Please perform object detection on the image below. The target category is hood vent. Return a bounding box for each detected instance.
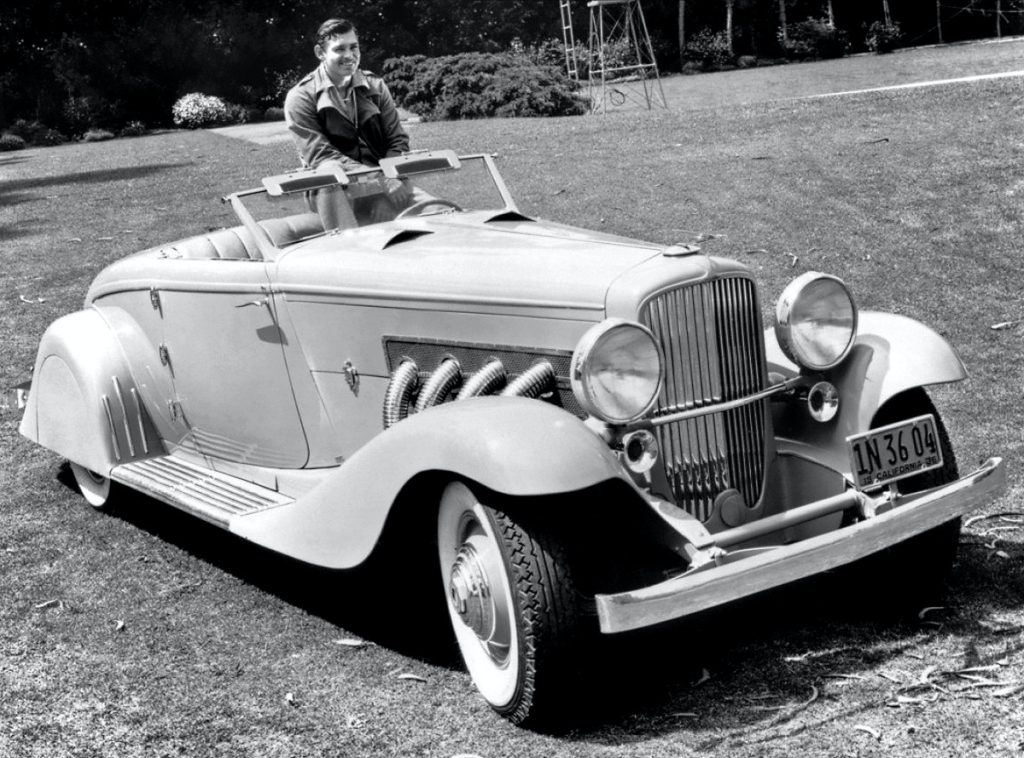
[484,211,534,224]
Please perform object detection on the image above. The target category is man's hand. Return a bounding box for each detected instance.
[384,177,413,205]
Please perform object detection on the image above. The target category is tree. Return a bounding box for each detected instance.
[726,0,735,54]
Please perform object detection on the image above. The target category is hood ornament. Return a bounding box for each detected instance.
[663,243,702,257]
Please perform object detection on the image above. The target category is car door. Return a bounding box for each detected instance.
[157,261,309,469]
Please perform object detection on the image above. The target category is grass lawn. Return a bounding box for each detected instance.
[2,44,1024,757]
[654,35,1024,110]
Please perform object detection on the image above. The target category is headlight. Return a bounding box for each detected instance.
[774,272,858,371]
[571,319,664,424]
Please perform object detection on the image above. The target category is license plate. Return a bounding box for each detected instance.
[847,414,944,491]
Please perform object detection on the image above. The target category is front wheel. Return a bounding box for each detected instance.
[857,389,962,613]
[437,482,580,725]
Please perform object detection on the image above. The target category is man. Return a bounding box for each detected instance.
[285,18,412,228]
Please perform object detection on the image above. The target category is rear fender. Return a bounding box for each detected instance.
[20,309,163,475]
[230,396,631,568]
[766,310,966,472]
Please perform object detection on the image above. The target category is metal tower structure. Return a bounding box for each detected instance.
[585,0,667,114]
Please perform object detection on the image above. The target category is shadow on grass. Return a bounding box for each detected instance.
[0,218,46,242]
[553,542,1024,741]
[0,163,192,199]
[55,463,460,669]
[0,153,30,168]
[0,162,193,242]
[55,464,1024,740]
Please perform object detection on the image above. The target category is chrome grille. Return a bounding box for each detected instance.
[641,276,768,521]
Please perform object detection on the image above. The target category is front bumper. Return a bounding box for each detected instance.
[595,457,1006,633]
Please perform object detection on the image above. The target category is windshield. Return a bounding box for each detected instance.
[232,153,517,246]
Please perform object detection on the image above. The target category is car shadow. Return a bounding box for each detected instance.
[56,464,1023,738]
[56,463,461,669]
[552,541,1024,740]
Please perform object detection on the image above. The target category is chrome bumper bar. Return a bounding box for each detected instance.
[595,457,1007,634]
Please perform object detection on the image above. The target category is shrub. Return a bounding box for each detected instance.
[223,101,262,125]
[268,68,305,108]
[577,36,638,80]
[4,121,65,147]
[62,96,97,136]
[0,134,26,151]
[7,120,49,144]
[82,129,115,142]
[265,106,285,122]
[865,21,902,54]
[172,93,230,129]
[685,29,734,70]
[383,53,586,121]
[509,37,564,69]
[33,127,68,146]
[120,121,147,138]
[779,18,848,60]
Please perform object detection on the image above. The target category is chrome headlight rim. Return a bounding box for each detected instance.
[774,271,859,372]
[571,318,665,425]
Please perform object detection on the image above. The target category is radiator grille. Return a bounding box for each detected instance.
[641,276,769,521]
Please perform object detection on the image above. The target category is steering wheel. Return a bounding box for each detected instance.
[395,198,463,219]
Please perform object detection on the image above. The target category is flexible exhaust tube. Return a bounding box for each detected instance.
[456,359,507,399]
[383,360,419,429]
[500,361,555,399]
[415,358,462,412]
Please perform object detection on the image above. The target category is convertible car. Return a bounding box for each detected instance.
[18,150,1006,725]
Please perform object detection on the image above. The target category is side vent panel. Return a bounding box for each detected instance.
[381,338,575,428]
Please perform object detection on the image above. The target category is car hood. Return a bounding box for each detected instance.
[272,213,666,314]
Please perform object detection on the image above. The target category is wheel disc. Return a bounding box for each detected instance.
[438,482,520,708]
[70,462,112,509]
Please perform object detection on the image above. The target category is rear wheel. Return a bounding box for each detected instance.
[437,481,580,725]
[69,463,116,510]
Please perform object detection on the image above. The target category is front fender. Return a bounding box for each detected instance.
[230,396,630,568]
[20,309,162,475]
[766,310,967,472]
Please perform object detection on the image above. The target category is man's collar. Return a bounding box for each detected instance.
[314,65,369,94]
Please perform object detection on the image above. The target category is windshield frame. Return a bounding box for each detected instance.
[223,152,520,262]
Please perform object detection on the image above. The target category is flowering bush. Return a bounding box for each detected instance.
[172,93,230,129]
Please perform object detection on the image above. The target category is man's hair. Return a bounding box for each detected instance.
[316,18,357,47]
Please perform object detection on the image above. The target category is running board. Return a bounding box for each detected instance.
[112,456,293,528]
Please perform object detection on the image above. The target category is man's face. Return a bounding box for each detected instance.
[316,30,360,82]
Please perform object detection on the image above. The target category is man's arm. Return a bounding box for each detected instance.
[374,81,410,158]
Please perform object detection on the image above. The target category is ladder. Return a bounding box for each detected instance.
[559,0,580,81]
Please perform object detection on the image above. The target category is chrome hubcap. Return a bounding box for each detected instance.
[449,544,494,640]
[447,530,511,666]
